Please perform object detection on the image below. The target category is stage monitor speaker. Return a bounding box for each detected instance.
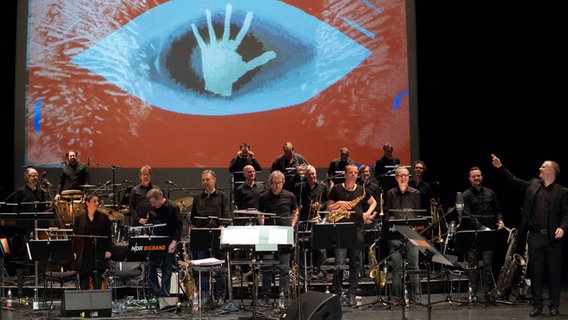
[158,297,178,311]
[61,289,112,317]
[280,291,342,320]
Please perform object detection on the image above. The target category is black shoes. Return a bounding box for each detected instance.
[347,295,357,308]
[550,307,559,316]
[530,306,543,317]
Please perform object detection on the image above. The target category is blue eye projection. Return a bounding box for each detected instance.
[71,0,371,116]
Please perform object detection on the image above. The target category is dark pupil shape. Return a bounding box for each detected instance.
[164,23,267,95]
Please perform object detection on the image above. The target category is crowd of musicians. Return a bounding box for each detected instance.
[2,143,567,317]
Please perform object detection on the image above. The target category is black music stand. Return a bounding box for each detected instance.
[128,235,169,302]
[453,230,498,306]
[395,225,454,320]
[27,239,74,309]
[311,222,357,250]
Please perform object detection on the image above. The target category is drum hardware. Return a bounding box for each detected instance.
[174,197,194,214]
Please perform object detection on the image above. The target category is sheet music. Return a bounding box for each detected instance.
[191,257,224,266]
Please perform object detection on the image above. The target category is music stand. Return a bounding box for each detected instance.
[383,217,430,240]
[128,235,169,301]
[453,230,498,306]
[26,239,74,309]
[311,222,357,249]
[395,225,454,320]
[453,230,496,254]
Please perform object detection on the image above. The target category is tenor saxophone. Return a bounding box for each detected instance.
[178,240,196,301]
[328,188,366,223]
[368,241,386,288]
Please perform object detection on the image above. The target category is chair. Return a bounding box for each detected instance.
[43,259,80,304]
[107,244,145,301]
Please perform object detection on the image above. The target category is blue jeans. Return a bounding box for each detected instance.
[148,252,175,298]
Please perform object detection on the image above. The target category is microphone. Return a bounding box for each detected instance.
[123,179,132,184]
[455,191,464,214]
[165,180,173,185]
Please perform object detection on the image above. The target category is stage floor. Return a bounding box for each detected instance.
[0,290,559,320]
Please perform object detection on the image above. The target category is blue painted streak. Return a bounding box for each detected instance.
[341,17,375,39]
[392,88,408,110]
[34,98,42,132]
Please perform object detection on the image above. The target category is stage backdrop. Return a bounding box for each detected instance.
[15,0,418,171]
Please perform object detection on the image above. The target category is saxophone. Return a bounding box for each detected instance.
[178,240,196,301]
[290,261,298,299]
[328,188,366,223]
[368,241,386,288]
[491,227,526,300]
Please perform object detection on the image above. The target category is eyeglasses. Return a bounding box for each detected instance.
[396,174,409,177]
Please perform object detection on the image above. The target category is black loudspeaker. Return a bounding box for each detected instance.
[61,289,112,317]
[280,291,342,320]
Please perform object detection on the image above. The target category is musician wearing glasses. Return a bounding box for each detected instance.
[385,166,422,306]
[461,166,504,303]
[257,170,299,306]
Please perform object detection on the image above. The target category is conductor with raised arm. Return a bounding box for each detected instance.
[491,154,568,317]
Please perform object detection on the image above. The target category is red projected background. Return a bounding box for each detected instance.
[24,0,412,168]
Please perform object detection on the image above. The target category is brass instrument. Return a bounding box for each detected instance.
[290,261,298,300]
[178,240,196,301]
[241,248,258,298]
[328,188,366,223]
[368,241,386,288]
[430,199,445,243]
[378,192,384,216]
[491,227,526,300]
[517,239,530,300]
[305,190,323,229]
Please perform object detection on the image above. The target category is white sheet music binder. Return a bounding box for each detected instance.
[220,225,294,251]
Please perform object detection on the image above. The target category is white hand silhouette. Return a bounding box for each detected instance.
[191,3,277,97]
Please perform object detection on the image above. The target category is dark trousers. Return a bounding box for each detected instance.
[528,231,563,308]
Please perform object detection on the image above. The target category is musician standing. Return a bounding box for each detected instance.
[234,165,266,210]
[146,188,183,299]
[129,165,160,227]
[294,165,329,280]
[327,164,376,307]
[461,166,504,302]
[257,170,299,306]
[14,167,48,213]
[492,155,568,317]
[189,170,232,307]
[270,141,309,192]
[54,150,89,201]
[72,194,112,290]
[326,147,355,189]
[229,142,262,184]
[385,166,421,306]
